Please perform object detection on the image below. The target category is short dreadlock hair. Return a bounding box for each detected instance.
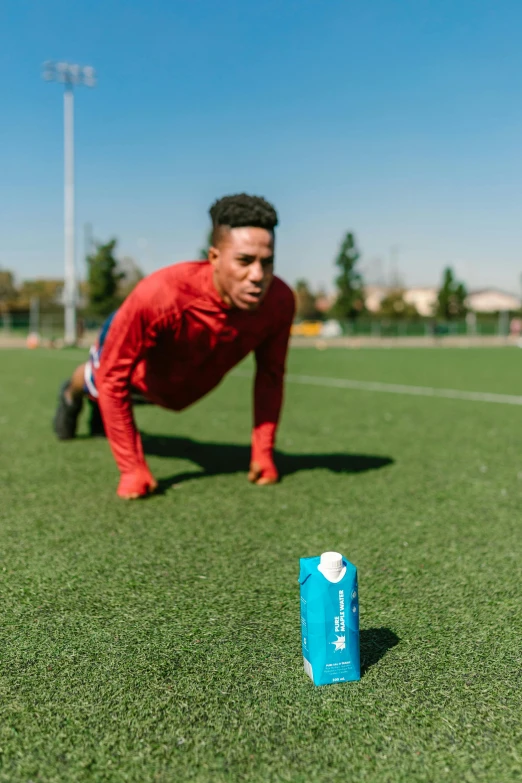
[209,193,278,246]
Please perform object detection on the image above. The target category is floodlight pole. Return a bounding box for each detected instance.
[63,84,75,345]
[43,61,95,345]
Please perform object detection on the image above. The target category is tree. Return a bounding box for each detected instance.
[436,267,467,319]
[199,229,213,260]
[294,279,319,320]
[379,288,419,319]
[17,279,63,308]
[0,269,17,309]
[117,256,144,300]
[331,232,365,319]
[87,239,123,315]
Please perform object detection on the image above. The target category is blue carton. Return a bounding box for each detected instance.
[299,553,360,686]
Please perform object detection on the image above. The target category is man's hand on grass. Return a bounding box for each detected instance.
[117,461,277,496]
[117,467,158,499]
[248,461,278,486]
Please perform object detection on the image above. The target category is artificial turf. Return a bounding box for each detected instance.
[0,346,521,782]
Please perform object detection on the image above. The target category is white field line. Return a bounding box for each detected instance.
[233,370,522,407]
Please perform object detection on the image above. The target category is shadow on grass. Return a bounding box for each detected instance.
[360,627,400,676]
[138,433,394,490]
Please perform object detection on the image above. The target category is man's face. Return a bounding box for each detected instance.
[209,227,275,311]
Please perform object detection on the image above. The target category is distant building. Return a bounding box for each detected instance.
[403,287,438,317]
[315,293,336,314]
[363,285,388,314]
[364,285,437,316]
[465,289,520,313]
[364,285,520,316]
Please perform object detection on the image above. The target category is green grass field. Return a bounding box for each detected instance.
[1,347,521,782]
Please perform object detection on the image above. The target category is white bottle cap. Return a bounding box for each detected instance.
[318,551,346,582]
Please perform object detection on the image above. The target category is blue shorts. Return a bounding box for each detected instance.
[83,311,117,399]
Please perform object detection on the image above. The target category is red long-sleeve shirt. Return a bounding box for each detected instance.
[95,261,295,495]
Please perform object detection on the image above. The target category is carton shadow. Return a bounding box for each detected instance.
[360,627,400,676]
[138,433,394,490]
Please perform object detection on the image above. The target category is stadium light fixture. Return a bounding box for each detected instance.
[43,61,96,344]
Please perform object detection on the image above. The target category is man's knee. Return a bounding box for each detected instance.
[70,363,87,399]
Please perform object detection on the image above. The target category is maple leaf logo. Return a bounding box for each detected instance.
[331,634,346,652]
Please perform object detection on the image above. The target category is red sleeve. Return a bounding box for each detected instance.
[96,288,164,497]
[251,291,295,479]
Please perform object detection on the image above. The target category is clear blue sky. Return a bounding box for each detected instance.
[1,0,522,293]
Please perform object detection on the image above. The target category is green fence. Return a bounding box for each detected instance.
[1,311,106,340]
[298,314,514,339]
[1,311,515,341]
[338,319,500,338]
